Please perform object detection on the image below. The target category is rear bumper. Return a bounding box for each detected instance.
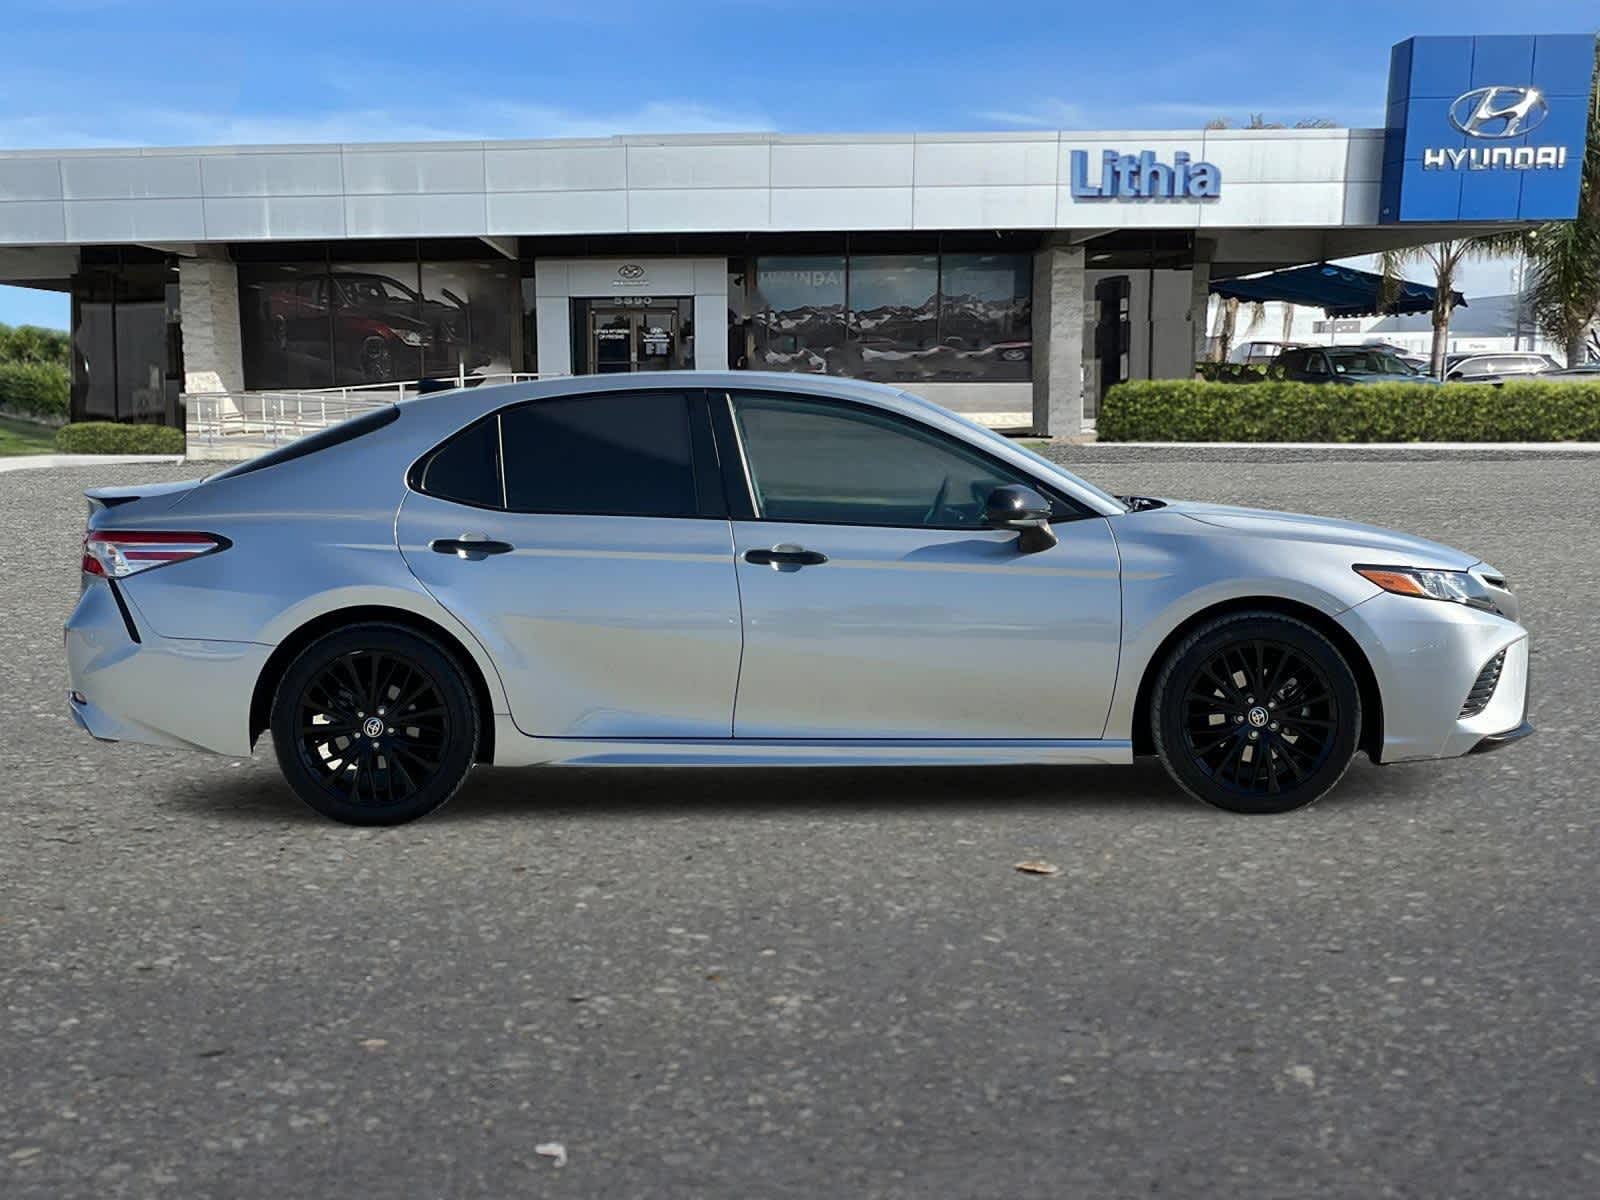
[65,579,269,757]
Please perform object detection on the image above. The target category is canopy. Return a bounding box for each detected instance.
[1210,263,1466,319]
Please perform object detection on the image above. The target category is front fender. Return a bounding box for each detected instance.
[1102,512,1381,740]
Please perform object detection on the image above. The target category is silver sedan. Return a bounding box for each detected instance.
[66,373,1532,824]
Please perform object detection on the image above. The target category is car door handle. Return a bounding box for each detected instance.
[430,536,514,558]
[744,544,828,567]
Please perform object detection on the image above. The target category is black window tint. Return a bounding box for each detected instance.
[730,393,1039,528]
[421,417,502,508]
[500,391,696,517]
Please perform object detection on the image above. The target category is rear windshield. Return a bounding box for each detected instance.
[208,406,399,481]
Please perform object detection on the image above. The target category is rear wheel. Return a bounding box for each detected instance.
[270,624,478,825]
[1151,613,1361,814]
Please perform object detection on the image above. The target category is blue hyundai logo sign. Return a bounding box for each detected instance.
[1448,86,1550,138]
[1380,35,1596,223]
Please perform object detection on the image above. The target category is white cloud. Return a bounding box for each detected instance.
[0,97,773,150]
[970,98,1090,129]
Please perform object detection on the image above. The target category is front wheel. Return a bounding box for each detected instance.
[270,624,479,825]
[1151,612,1361,814]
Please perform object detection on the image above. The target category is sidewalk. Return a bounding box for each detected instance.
[0,454,186,474]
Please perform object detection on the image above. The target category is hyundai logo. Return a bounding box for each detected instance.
[1448,86,1549,139]
[617,263,646,280]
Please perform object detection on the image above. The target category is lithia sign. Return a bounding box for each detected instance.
[1068,149,1222,200]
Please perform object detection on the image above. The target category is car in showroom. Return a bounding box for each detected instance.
[66,374,1531,825]
[267,270,491,382]
[1272,345,1429,383]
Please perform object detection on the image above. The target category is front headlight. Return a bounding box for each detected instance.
[396,329,427,347]
[1354,565,1502,613]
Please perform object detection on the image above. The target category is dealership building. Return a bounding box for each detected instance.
[0,34,1593,442]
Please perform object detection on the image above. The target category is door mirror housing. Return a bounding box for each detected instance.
[984,485,1058,554]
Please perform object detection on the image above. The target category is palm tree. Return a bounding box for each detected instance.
[1498,39,1600,366]
[1210,296,1239,362]
[1378,239,1502,378]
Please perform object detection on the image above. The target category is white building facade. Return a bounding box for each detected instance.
[0,35,1592,436]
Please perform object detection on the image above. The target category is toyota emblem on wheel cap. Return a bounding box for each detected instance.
[1448,86,1549,139]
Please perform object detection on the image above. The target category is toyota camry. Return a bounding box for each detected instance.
[66,373,1532,824]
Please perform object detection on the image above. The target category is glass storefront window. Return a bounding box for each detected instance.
[239,250,519,391]
[753,255,846,373]
[846,254,938,382]
[70,263,181,424]
[935,253,1032,382]
[750,250,1030,383]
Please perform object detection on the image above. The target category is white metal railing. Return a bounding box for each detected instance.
[184,372,556,454]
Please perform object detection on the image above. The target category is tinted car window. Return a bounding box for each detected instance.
[730,392,1042,528]
[500,391,697,517]
[420,416,502,508]
[1276,349,1308,372]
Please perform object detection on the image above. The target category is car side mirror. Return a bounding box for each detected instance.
[984,485,1058,554]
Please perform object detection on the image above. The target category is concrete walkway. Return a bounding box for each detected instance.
[0,454,187,474]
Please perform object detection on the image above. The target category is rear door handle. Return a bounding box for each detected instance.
[430,535,514,558]
[744,544,828,567]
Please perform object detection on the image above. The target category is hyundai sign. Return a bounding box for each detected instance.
[1380,35,1596,223]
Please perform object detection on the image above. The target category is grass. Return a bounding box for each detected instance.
[0,415,58,457]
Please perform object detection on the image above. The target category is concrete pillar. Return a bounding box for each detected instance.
[1031,241,1085,437]
[178,257,243,393]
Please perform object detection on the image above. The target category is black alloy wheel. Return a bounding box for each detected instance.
[1152,612,1361,814]
[271,624,478,825]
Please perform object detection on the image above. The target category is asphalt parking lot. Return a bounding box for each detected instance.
[3,455,1597,1198]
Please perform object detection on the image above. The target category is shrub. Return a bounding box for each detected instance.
[55,422,186,455]
[1098,379,1600,442]
[0,322,70,368]
[0,361,70,422]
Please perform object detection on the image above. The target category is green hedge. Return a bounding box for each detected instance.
[0,361,69,422]
[55,422,186,455]
[1098,379,1600,442]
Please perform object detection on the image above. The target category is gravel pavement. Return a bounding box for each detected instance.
[2,457,1597,1198]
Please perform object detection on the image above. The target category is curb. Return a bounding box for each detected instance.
[1040,442,1600,462]
[0,454,187,474]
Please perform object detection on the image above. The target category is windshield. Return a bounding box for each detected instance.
[1327,349,1414,375]
[335,275,420,307]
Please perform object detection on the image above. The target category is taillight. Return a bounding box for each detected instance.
[81,531,230,578]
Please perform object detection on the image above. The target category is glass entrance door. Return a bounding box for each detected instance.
[581,301,689,374]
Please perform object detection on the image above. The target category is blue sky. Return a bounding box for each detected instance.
[3,0,1597,329]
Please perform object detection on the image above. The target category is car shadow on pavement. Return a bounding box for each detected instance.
[153,756,1426,825]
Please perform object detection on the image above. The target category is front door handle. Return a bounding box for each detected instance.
[744,544,828,568]
[430,535,514,559]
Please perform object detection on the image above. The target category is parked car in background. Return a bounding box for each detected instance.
[1228,340,1304,366]
[1534,363,1600,381]
[1273,346,1429,384]
[66,373,1531,825]
[1353,340,1430,372]
[1444,352,1561,383]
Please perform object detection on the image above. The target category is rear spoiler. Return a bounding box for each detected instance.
[84,479,204,520]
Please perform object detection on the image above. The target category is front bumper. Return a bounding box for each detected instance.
[65,578,270,757]
[1469,720,1535,755]
[1336,590,1531,763]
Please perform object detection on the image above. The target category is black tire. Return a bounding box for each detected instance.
[270,624,479,826]
[1151,612,1361,815]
